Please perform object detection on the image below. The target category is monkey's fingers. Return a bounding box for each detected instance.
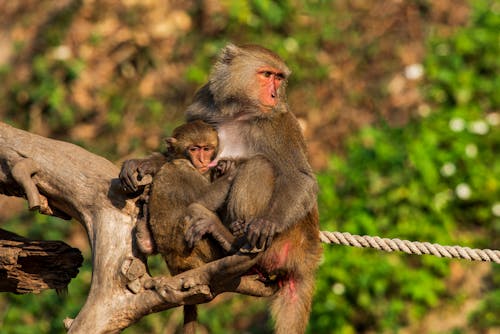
[121,160,139,180]
[246,220,262,250]
[264,229,274,251]
[247,230,269,251]
[184,229,199,248]
[239,243,265,253]
[119,166,139,191]
[229,220,246,238]
[246,218,275,250]
[185,221,208,248]
[216,159,232,174]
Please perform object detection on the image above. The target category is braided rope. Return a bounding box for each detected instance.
[319,231,500,263]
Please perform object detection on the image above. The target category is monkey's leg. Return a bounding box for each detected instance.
[225,155,275,250]
[134,191,157,255]
[227,154,274,219]
[265,215,322,334]
[135,216,156,255]
[183,304,197,334]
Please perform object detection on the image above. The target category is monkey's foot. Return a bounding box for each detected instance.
[144,276,212,304]
[135,232,156,255]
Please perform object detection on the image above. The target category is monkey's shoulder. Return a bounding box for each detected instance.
[152,159,209,189]
[155,158,196,175]
[171,158,197,170]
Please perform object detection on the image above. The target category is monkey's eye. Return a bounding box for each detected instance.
[189,146,200,152]
[276,73,285,80]
[202,147,212,152]
[262,71,272,78]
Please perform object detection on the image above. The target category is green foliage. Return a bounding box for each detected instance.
[425,1,500,109]
[2,258,92,334]
[8,55,84,131]
[468,266,500,330]
[311,1,499,332]
[0,0,498,333]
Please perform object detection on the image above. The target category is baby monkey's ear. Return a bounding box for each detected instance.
[164,137,177,148]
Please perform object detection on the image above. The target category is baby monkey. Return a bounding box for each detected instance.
[134,120,240,334]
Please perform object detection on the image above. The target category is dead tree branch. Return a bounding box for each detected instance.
[0,228,83,294]
[0,122,275,333]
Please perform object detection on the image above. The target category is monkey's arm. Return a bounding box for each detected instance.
[270,169,318,226]
[185,203,240,253]
[195,159,239,211]
[119,152,168,192]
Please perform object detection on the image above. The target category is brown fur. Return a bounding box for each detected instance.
[147,121,237,334]
[118,44,322,334]
[185,44,322,334]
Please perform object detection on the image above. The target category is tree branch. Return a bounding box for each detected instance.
[0,228,83,294]
[0,122,274,333]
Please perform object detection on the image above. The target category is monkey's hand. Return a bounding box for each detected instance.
[214,159,238,179]
[229,220,247,238]
[185,217,216,248]
[119,154,166,192]
[119,159,142,192]
[243,218,277,252]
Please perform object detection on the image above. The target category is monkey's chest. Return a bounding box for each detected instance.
[217,125,249,158]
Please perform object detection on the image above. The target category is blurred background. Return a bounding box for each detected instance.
[0,0,498,333]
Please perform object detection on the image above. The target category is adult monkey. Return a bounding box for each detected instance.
[120,44,322,334]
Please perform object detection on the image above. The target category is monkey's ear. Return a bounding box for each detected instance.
[220,43,240,64]
[165,137,177,150]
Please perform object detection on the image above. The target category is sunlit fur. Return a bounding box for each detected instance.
[149,121,234,334]
[165,120,218,161]
[185,44,322,334]
[187,44,291,122]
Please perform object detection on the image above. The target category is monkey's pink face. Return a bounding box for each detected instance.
[257,67,285,110]
[188,145,216,174]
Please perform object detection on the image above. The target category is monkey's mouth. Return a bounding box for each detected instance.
[198,166,210,174]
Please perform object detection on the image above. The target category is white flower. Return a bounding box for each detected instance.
[492,203,500,217]
[455,183,472,200]
[465,144,478,158]
[440,162,456,177]
[283,38,299,53]
[468,120,489,135]
[486,112,499,126]
[332,283,345,295]
[404,63,424,80]
[449,117,465,132]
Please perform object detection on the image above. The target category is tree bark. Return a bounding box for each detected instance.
[0,122,275,333]
[0,228,83,294]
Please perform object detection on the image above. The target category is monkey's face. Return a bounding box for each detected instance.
[209,44,290,116]
[187,144,216,174]
[256,67,286,110]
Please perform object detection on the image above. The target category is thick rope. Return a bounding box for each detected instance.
[320,231,500,263]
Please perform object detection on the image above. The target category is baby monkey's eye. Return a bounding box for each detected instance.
[189,146,200,152]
